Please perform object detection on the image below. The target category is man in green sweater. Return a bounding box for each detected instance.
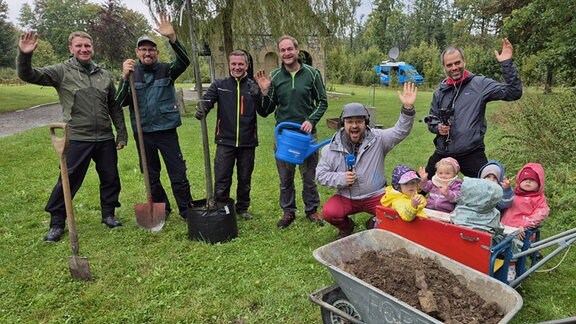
[255,35,328,228]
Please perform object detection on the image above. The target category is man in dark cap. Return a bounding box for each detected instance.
[116,13,192,221]
[316,83,417,240]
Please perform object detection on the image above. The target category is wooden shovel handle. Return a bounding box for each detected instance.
[49,123,81,256]
[49,123,68,159]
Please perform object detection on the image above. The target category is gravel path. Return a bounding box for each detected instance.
[0,87,202,138]
[0,103,62,138]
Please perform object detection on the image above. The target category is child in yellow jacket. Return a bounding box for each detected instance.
[381,165,427,221]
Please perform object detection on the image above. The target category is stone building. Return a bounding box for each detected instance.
[205,34,326,81]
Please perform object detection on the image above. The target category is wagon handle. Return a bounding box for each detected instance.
[459,233,480,242]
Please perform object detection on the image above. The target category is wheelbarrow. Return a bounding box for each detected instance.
[309,230,523,324]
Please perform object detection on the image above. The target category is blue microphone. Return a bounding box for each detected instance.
[345,154,356,172]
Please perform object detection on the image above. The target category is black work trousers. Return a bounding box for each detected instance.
[214,145,255,213]
[45,139,121,229]
[134,129,192,217]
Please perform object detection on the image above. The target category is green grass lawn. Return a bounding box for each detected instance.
[0,84,59,113]
[0,84,574,322]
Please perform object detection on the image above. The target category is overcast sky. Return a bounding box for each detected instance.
[5,0,372,27]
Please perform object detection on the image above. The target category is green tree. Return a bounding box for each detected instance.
[503,0,576,91]
[145,0,360,61]
[18,0,97,60]
[0,0,17,67]
[31,38,58,67]
[88,0,150,71]
[409,0,449,49]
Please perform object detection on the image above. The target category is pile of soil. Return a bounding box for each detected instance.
[340,249,504,323]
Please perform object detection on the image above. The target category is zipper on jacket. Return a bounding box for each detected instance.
[236,79,241,147]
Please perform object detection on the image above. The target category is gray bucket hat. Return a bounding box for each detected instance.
[341,103,369,119]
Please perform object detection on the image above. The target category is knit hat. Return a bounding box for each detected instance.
[518,167,540,186]
[438,157,460,174]
[392,165,420,190]
[480,164,501,180]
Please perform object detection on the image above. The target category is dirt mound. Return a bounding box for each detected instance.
[341,249,504,323]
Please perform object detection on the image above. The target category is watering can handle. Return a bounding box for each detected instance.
[274,122,303,142]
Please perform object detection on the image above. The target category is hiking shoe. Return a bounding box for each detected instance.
[44,227,64,242]
[239,212,253,220]
[306,212,324,226]
[102,216,122,228]
[336,220,355,240]
[277,215,295,228]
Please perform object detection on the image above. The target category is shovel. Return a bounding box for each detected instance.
[129,74,166,231]
[49,123,93,281]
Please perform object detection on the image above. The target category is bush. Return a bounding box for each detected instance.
[491,92,576,167]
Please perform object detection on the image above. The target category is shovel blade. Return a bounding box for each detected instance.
[68,256,93,281]
[135,202,166,232]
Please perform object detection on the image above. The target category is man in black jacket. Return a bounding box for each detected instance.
[196,50,267,220]
[424,38,522,178]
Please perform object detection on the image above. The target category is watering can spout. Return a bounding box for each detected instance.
[306,138,332,159]
[274,122,331,165]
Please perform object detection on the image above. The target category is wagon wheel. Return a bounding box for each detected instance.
[321,287,362,324]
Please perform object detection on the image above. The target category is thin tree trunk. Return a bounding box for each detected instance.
[544,64,553,94]
[222,0,234,60]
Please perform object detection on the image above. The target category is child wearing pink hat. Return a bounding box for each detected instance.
[418,157,462,213]
[501,163,549,230]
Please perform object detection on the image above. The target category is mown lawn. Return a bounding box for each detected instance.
[0,83,574,323]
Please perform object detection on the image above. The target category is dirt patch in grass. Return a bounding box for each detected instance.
[340,249,504,323]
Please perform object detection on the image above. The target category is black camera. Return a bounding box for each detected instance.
[423,107,453,126]
[422,107,454,146]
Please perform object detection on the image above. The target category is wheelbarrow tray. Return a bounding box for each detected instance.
[312,229,522,324]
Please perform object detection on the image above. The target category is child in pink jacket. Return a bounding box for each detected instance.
[501,162,550,231]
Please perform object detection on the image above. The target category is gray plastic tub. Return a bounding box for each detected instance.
[313,229,523,323]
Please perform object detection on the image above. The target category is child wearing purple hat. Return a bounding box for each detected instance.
[380,165,427,222]
[418,157,462,213]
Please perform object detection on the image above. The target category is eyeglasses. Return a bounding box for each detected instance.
[138,48,157,53]
[344,119,365,126]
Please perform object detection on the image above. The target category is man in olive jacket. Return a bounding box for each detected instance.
[17,31,127,242]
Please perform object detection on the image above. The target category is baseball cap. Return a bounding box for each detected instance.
[341,103,369,119]
[398,170,421,184]
[137,35,157,47]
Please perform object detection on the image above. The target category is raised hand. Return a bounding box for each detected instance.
[418,166,428,181]
[254,70,271,95]
[502,176,511,189]
[153,12,176,43]
[397,82,417,109]
[495,38,513,62]
[19,32,39,54]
